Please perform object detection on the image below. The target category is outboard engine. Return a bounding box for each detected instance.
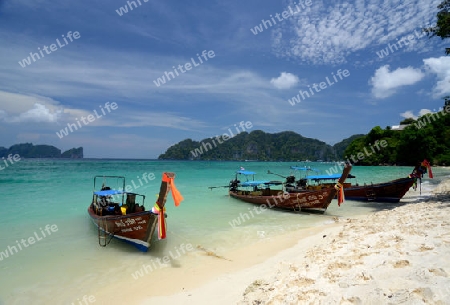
[286,176,295,184]
[297,178,307,188]
[229,179,240,191]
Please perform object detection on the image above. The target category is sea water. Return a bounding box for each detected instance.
[0,160,448,304]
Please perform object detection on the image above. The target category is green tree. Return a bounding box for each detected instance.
[399,118,416,125]
[425,0,450,54]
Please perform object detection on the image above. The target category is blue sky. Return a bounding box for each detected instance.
[0,0,449,158]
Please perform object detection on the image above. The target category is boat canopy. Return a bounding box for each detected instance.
[290,166,318,171]
[236,170,256,175]
[93,189,124,196]
[241,180,282,187]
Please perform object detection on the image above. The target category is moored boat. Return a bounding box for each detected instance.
[228,164,352,213]
[88,172,183,252]
[283,160,433,203]
[299,174,416,203]
[342,177,416,202]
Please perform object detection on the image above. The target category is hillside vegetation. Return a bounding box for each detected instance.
[344,100,450,165]
[159,130,351,161]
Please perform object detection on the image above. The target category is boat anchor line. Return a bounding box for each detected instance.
[98,219,117,247]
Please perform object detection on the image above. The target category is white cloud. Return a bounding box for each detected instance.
[418,109,433,117]
[273,0,441,64]
[400,109,432,119]
[270,72,299,89]
[400,110,416,119]
[1,103,62,123]
[423,56,450,98]
[0,90,61,114]
[369,65,425,98]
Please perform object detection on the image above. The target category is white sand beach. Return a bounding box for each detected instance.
[142,179,450,305]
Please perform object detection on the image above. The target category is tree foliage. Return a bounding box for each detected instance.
[425,0,450,54]
[344,100,450,165]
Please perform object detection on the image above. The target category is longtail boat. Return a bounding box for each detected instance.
[299,174,416,203]
[228,164,352,213]
[283,160,433,203]
[88,172,183,252]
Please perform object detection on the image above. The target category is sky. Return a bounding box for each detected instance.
[0,0,449,158]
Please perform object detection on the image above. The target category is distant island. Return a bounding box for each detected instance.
[0,143,83,159]
[158,130,364,162]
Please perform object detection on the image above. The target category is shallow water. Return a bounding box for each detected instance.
[0,160,448,304]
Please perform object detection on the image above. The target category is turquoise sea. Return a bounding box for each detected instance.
[0,160,449,304]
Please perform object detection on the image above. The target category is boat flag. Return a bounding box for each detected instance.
[163,172,184,207]
[421,159,433,178]
[153,172,184,239]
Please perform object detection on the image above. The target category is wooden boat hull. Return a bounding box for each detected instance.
[229,188,337,213]
[229,163,351,214]
[342,177,416,203]
[87,206,158,252]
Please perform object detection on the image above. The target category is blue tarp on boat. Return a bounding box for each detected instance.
[93,189,124,196]
[236,170,256,175]
[306,174,342,180]
[241,180,282,187]
[306,173,355,180]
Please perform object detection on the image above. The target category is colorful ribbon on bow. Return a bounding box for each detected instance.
[152,172,184,240]
[421,159,433,178]
[334,182,345,206]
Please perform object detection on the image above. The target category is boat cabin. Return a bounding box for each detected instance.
[91,176,146,216]
[230,169,283,196]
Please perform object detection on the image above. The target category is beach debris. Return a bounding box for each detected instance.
[243,280,267,295]
[196,245,232,261]
[393,259,410,268]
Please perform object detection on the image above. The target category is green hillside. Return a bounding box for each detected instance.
[159,130,349,161]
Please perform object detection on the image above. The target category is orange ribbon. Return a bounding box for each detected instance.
[162,172,184,206]
[154,173,184,239]
[421,159,433,179]
[335,182,345,206]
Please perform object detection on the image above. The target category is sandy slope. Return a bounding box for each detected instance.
[239,181,450,305]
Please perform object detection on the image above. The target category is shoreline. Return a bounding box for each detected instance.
[139,179,450,305]
[89,218,344,304]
